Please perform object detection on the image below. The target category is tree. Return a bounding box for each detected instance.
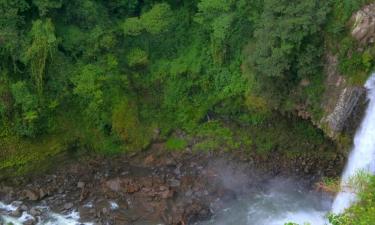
[123,3,173,36]
[23,19,57,95]
[248,0,330,101]
[10,81,40,137]
[0,0,29,66]
[32,0,62,16]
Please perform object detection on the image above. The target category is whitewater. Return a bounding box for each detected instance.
[332,73,375,213]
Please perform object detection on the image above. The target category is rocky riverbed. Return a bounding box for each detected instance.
[0,142,343,225]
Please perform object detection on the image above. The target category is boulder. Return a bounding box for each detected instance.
[77,181,85,189]
[24,190,39,201]
[352,3,375,45]
[105,178,121,192]
[64,202,74,210]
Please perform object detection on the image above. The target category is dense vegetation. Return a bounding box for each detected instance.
[2,0,375,223]
[1,0,374,170]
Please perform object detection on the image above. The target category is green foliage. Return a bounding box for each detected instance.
[123,3,173,36]
[23,19,57,94]
[328,174,375,225]
[193,121,239,152]
[71,64,105,125]
[111,99,152,151]
[10,81,41,137]
[32,0,62,16]
[123,17,143,36]
[141,3,173,35]
[166,137,188,151]
[127,48,148,68]
[249,0,329,105]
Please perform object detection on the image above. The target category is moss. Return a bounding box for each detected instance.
[0,135,66,179]
[165,137,187,151]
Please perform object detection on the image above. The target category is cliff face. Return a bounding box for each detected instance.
[319,54,367,139]
[317,3,375,139]
[352,3,375,45]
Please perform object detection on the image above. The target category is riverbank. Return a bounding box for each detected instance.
[0,139,344,225]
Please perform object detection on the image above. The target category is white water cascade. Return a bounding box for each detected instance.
[332,73,375,214]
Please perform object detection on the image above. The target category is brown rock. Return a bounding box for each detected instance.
[39,188,47,199]
[24,190,39,201]
[106,178,122,192]
[144,155,155,165]
[126,183,140,193]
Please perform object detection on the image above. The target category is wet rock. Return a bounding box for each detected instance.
[10,208,22,217]
[20,204,28,211]
[64,202,74,210]
[24,219,37,225]
[30,207,41,216]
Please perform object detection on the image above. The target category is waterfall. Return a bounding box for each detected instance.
[332,73,375,214]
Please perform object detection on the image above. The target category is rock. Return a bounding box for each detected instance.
[126,185,139,193]
[324,87,366,135]
[185,190,193,197]
[173,167,181,176]
[77,181,85,189]
[39,188,47,199]
[24,190,39,201]
[165,158,176,166]
[106,178,121,192]
[30,207,41,216]
[24,219,36,225]
[169,178,181,187]
[352,3,375,45]
[144,155,155,165]
[10,208,22,217]
[64,202,74,210]
[160,187,173,199]
[20,204,28,211]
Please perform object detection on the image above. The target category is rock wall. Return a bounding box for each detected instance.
[319,54,367,139]
[352,3,375,45]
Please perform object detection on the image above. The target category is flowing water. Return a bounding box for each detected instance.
[0,201,93,225]
[196,179,331,225]
[332,73,375,213]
